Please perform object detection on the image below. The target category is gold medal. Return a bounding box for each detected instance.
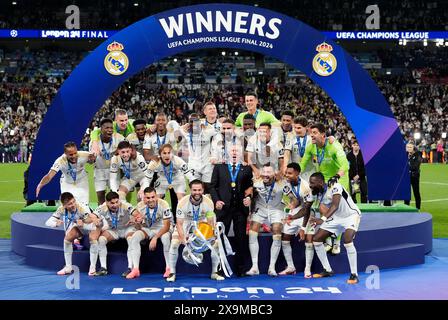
[231,182,236,188]
[168,184,173,189]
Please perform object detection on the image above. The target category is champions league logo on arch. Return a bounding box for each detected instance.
[29,3,410,201]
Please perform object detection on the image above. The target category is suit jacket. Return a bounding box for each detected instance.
[210,163,253,211]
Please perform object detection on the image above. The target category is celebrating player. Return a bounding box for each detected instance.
[308,172,362,284]
[166,180,223,282]
[282,163,316,278]
[127,187,172,279]
[36,141,95,205]
[109,140,149,200]
[90,118,125,205]
[244,163,286,276]
[89,191,142,276]
[45,192,98,275]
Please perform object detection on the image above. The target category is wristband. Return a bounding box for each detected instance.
[321,216,327,222]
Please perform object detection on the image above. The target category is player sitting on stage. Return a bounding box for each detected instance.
[308,172,362,284]
[244,163,286,276]
[281,163,315,277]
[89,191,142,276]
[126,187,172,279]
[109,140,149,200]
[45,192,98,275]
[166,179,223,282]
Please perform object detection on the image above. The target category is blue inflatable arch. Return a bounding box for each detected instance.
[29,3,409,200]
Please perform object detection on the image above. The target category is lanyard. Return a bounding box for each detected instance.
[121,160,131,179]
[264,182,275,204]
[291,178,301,199]
[64,209,77,231]
[146,205,158,227]
[296,135,307,158]
[100,136,113,160]
[316,138,328,165]
[227,163,240,186]
[67,161,77,182]
[253,109,259,120]
[163,162,174,185]
[110,209,119,229]
[189,131,196,152]
[156,132,166,149]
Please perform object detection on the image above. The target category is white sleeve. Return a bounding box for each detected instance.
[330,183,343,196]
[109,158,120,192]
[45,209,62,227]
[45,215,60,228]
[50,156,63,173]
[175,156,195,181]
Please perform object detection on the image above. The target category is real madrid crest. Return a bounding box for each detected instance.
[104,41,129,76]
[312,42,337,77]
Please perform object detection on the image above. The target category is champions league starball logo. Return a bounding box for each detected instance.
[104,41,129,76]
[312,42,337,76]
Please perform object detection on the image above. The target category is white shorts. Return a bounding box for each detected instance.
[155,177,186,195]
[120,175,145,192]
[189,163,214,183]
[251,207,284,225]
[283,207,318,235]
[106,227,136,240]
[141,224,172,239]
[60,177,89,206]
[94,168,110,192]
[320,214,361,236]
[65,223,90,236]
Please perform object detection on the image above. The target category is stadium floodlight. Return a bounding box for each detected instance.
[234,51,239,56]
[258,71,263,75]
[386,70,391,75]
[12,1,17,4]
[186,58,190,62]
[254,3,259,6]
[423,39,428,46]
[221,51,226,56]
[173,58,178,62]
[414,132,421,140]
[134,3,139,6]
[442,132,447,139]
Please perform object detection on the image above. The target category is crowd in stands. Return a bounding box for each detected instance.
[1,0,447,31]
[0,44,447,163]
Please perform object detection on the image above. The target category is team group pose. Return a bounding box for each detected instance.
[38,92,361,284]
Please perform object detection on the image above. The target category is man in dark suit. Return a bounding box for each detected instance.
[210,144,253,277]
[347,140,368,203]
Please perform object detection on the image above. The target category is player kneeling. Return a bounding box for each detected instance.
[308,172,361,284]
[45,192,98,275]
[166,180,223,282]
[126,187,172,279]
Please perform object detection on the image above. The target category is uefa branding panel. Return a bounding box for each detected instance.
[28,3,409,201]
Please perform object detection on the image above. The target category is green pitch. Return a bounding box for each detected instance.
[0,163,447,239]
